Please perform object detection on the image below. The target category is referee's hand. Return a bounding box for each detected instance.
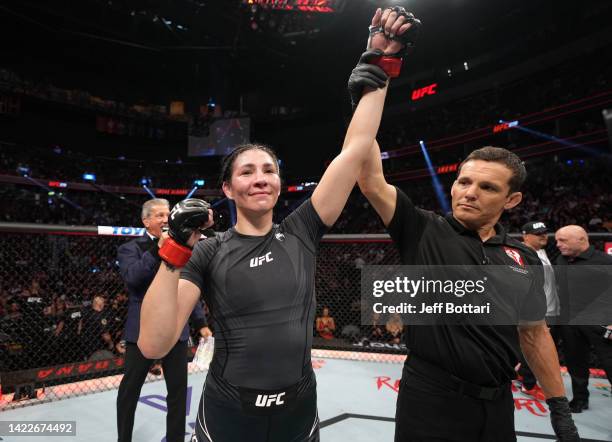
[546,397,580,441]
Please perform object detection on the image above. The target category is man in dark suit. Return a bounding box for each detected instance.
[555,224,612,414]
[116,198,211,442]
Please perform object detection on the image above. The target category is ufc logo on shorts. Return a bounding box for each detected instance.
[255,392,285,407]
[250,252,273,268]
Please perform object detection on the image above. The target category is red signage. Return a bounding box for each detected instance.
[605,242,612,255]
[436,163,459,174]
[32,358,125,382]
[493,120,519,133]
[411,83,437,101]
[48,181,68,188]
[244,0,337,12]
[155,188,189,195]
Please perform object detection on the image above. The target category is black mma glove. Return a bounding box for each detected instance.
[167,198,211,246]
[546,397,580,442]
[348,49,389,111]
[159,198,211,268]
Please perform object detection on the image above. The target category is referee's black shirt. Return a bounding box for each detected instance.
[388,188,546,387]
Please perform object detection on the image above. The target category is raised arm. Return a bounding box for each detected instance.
[138,261,201,358]
[138,199,213,359]
[311,8,415,226]
[354,7,421,226]
[358,140,397,226]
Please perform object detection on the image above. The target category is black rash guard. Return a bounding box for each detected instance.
[181,199,327,390]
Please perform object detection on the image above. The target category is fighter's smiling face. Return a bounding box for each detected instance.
[222,149,281,215]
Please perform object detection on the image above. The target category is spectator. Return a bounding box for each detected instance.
[79,294,113,360]
[385,314,403,345]
[316,307,336,340]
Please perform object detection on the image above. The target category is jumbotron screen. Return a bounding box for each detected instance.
[188,117,251,157]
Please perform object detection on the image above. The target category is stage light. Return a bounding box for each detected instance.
[83,173,96,182]
[17,166,30,177]
[194,179,205,186]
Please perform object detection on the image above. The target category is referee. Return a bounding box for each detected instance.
[356,141,580,440]
[348,44,579,438]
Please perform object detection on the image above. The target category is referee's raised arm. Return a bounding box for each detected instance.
[357,140,397,227]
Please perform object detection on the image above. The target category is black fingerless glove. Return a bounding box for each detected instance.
[347,49,389,111]
[546,397,580,442]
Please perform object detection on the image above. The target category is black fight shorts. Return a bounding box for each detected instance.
[192,369,319,442]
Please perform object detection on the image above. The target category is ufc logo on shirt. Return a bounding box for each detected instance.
[250,252,273,268]
[255,392,285,407]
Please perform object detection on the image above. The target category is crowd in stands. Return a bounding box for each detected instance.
[0,68,184,122]
[376,45,610,177]
[1,156,611,236]
[329,159,612,235]
[0,143,221,189]
[1,39,611,375]
[0,227,406,376]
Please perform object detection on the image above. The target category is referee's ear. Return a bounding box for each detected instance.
[504,191,522,210]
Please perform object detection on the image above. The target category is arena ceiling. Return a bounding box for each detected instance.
[1,0,610,116]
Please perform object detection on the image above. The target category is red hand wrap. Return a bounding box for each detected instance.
[371,56,403,78]
[159,238,192,268]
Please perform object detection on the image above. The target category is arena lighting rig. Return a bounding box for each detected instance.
[243,0,345,13]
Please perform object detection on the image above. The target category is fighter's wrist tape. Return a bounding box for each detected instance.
[370,56,403,78]
[159,238,192,268]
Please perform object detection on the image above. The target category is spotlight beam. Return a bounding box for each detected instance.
[419,140,450,213]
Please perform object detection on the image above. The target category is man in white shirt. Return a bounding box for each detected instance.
[522,221,561,322]
[518,221,561,395]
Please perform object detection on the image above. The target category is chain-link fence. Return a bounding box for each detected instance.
[1,224,610,410]
[315,235,404,355]
[0,224,212,410]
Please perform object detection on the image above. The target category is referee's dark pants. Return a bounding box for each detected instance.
[117,340,188,442]
[562,325,612,402]
[395,364,515,442]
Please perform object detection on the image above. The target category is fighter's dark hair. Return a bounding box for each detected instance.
[219,143,280,186]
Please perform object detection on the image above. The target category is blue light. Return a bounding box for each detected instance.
[419,140,450,213]
[194,179,205,186]
[140,177,151,186]
[83,173,96,181]
[566,160,573,165]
